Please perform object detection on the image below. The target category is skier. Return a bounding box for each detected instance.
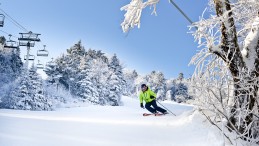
[139,84,168,115]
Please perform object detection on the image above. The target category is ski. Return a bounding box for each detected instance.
[143,113,164,116]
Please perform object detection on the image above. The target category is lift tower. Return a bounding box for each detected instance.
[18,31,41,68]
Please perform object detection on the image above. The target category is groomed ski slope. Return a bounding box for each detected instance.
[0,96,226,146]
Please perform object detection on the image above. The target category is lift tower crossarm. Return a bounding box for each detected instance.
[18,31,41,42]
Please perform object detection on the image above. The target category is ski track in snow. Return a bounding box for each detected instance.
[0,96,225,146]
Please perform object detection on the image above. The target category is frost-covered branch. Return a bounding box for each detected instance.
[120,0,159,33]
[200,110,233,145]
[242,15,259,73]
[191,56,259,143]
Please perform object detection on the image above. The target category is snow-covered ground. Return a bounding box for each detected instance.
[0,96,226,146]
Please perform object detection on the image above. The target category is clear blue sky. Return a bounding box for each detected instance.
[0,0,208,79]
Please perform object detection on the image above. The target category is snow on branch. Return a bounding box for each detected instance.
[242,16,259,71]
[120,0,159,33]
[190,7,222,54]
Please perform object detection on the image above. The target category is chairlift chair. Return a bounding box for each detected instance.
[45,58,54,66]
[19,41,35,47]
[0,14,5,27]
[37,45,49,57]
[24,54,35,61]
[4,40,18,49]
[36,60,44,69]
[4,35,18,49]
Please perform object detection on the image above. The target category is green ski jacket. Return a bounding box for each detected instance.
[139,87,156,103]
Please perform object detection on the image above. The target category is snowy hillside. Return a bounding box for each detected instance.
[0,96,227,146]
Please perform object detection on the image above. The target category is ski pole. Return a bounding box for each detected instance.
[157,101,176,116]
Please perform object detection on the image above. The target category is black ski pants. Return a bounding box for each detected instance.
[145,100,166,114]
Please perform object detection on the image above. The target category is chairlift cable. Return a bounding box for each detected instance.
[0,9,45,45]
[0,29,19,38]
[1,11,47,46]
[0,8,28,32]
[169,0,194,24]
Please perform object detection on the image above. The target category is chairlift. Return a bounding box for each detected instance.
[18,31,41,42]
[4,34,18,49]
[37,45,49,57]
[19,41,35,47]
[24,54,35,61]
[0,14,5,27]
[46,57,54,66]
[36,60,44,69]
[4,40,18,49]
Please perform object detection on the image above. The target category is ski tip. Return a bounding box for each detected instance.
[142,113,164,116]
[143,113,151,116]
[155,113,164,116]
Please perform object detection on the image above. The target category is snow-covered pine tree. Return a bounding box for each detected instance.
[0,36,6,45]
[0,39,23,87]
[86,49,109,63]
[0,38,23,105]
[44,57,76,107]
[165,74,192,103]
[146,71,166,100]
[75,54,99,103]
[54,54,70,90]
[91,57,110,105]
[76,49,111,105]
[123,69,138,96]
[0,65,52,110]
[174,82,190,103]
[67,40,85,56]
[0,66,30,109]
[44,58,60,85]
[106,54,125,106]
[0,49,13,85]
[28,64,52,110]
[165,78,175,100]
[62,41,86,95]
[174,73,191,102]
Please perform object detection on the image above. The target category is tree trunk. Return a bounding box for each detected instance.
[213,0,245,77]
[229,75,258,137]
[213,0,259,138]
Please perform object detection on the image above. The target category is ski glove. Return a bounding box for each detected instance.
[150,95,156,99]
[140,103,144,108]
